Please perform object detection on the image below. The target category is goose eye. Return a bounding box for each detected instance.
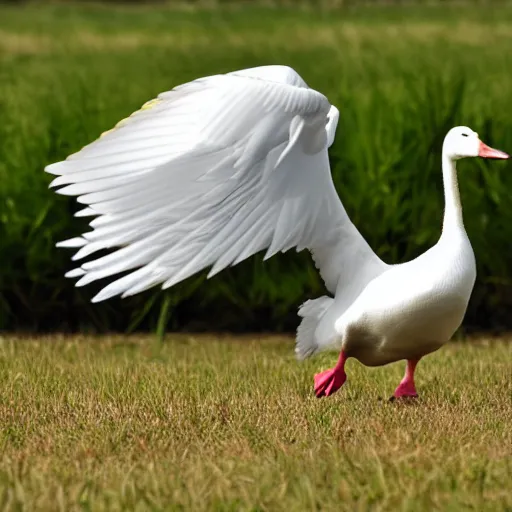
[461,133,469,138]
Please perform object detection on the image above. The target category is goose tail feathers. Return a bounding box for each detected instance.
[295,296,334,360]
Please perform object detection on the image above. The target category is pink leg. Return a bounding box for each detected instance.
[314,351,348,398]
[393,359,419,399]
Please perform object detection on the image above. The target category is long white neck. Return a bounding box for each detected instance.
[441,152,464,234]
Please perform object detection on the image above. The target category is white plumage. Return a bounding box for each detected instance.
[46,65,509,399]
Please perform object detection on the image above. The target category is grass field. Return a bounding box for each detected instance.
[2,4,512,332]
[1,335,511,510]
[2,5,512,510]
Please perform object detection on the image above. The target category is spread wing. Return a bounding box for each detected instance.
[46,65,387,304]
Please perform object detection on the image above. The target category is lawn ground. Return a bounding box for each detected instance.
[2,4,512,510]
[1,335,511,510]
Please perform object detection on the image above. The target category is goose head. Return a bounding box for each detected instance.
[443,126,509,161]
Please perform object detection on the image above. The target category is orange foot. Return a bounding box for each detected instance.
[314,351,348,398]
[391,359,420,400]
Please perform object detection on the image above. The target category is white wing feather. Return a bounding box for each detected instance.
[46,65,387,305]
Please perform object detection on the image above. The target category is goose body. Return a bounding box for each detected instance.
[332,231,476,367]
[46,65,508,399]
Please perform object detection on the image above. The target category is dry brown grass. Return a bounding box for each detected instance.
[1,335,511,510]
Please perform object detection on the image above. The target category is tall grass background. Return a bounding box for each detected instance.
[1,3,512,333]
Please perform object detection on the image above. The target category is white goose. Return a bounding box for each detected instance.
[46,65,509,399]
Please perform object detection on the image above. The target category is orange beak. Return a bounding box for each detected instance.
[478,141,509,159]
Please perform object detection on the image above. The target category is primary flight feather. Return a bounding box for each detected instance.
[46,65,509,399]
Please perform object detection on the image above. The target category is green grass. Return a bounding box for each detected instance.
[0,335,511,510]
[2,4,512,332]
